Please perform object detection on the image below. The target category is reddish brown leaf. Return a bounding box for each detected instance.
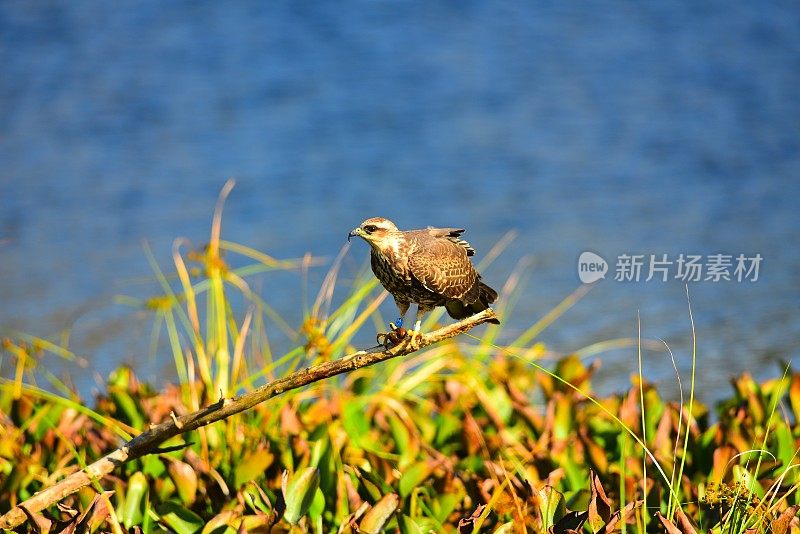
[458,504,486,533]
[618,388,640,430]
[18,505,52,534]
[711,445,737,483]
[601,500,643,533]
[280,403,303,435]
[772,505,800,534]
[655,512,682,534]
[78,491,115,532]
[673,507,697,534]
[588,470,612,530]
[654,409,674,460]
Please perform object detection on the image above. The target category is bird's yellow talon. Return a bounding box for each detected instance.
[405,329,423,350]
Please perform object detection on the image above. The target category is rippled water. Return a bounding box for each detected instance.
[1,1,799,402]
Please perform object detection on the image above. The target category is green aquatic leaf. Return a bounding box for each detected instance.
[343,399,371,445]
[397,514,424,534]
[234,446,273,488]
[399,461,432,498]
[167,460,198,506]
[282,467,320,525]
[359,493,399,533]
[537,485,566,531]
[122,471,148,527]
[156,501,204,534]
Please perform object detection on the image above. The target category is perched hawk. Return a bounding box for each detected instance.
[348,217,500,345]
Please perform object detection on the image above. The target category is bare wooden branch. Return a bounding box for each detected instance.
[0,309,497,529]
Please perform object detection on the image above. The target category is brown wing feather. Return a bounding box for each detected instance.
[425,227,465,237]
[425,227,475,256]
[408,235,479,301]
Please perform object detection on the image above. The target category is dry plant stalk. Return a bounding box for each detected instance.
[0,309,498,529]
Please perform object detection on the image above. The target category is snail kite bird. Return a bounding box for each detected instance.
[348,217,500,346]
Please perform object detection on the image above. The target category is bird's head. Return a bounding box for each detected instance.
[348,217,400,248]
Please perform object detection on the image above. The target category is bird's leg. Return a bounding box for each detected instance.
[392,299,409,330]
[406,305,429,350]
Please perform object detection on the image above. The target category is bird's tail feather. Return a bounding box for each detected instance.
[479,281,498,304]
[445,282,500,324]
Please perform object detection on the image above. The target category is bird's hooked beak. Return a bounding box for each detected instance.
[347,227,362,242]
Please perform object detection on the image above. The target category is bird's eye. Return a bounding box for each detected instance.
[364,225,378,234]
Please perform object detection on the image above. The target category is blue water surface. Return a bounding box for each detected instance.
[1,1,799,402]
